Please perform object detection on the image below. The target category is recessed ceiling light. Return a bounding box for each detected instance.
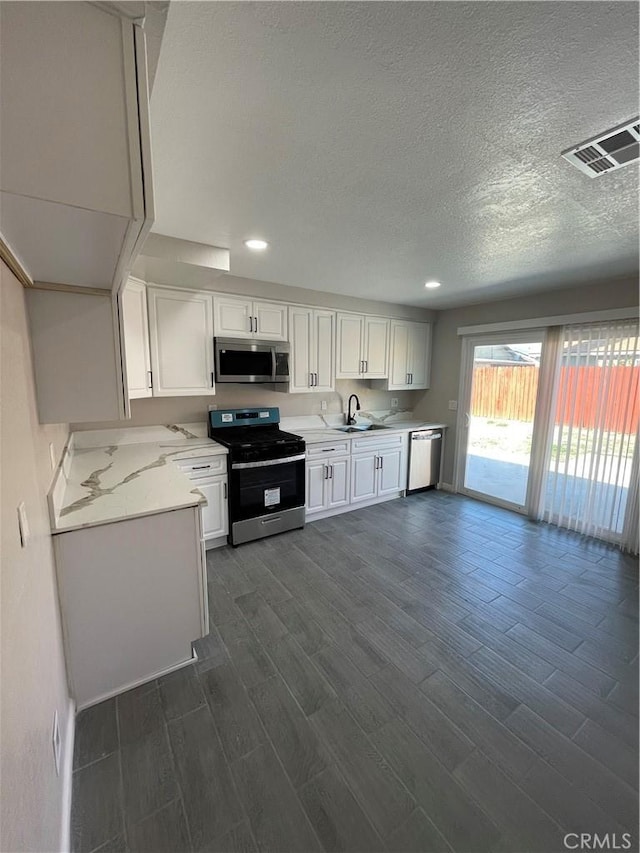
[424,280,441,289]
[244,239,269,251]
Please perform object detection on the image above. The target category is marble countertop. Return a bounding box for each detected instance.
[50,414,447,531]
[281,415,447,445]
[50,424,227,534]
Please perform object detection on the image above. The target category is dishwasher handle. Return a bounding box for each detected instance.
[411,432,442,440]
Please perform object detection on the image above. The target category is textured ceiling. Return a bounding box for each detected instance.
[150,2,639,308]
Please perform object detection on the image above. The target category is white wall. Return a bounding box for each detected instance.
[415,275,639,484]
[133,261,437,323]
[1,260,71,853]
[72,378,424,432]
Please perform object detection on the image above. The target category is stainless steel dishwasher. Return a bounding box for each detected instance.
[407,428,442,493]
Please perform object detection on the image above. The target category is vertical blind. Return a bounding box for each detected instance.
[539,319,640,550]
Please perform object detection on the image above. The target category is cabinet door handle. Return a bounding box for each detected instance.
[314,372,318,386]
[380,455,384,469]
[147,370,153,388]
[211,372,215,387]
[324,465,329,479]
[364,360,368,373]
[254,316,258,334]
[375,456,379,469]
[330,464,334,479]
[410,373,413,384]
[223,482,227,499]
[406,373,410,385]
[310,372,314,387]
[192,464,211,470]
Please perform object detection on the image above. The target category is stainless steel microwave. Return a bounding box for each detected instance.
[214,337,290,384]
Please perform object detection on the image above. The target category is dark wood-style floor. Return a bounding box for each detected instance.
[71,491,639,853]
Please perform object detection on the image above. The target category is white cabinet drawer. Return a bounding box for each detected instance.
[176,455,227,478]
[351,432,404,454]
[306,440,350,458]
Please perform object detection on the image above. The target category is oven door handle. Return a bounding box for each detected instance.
[231,453,306,470]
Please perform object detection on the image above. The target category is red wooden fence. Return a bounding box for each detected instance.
[470,365,640,433]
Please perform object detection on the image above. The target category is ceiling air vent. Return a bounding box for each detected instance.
[562,117,640,178]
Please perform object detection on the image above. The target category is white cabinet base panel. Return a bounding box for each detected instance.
[205,534,227,550]
[77,653,197,713]
[54,507,206,710]
[305,489,405,522]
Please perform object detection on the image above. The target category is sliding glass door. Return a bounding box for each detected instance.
[539,320,639,545]
[457,332,545,511]
[455,319,639,550]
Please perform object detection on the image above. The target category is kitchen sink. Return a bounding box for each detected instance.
[335,424,391,433]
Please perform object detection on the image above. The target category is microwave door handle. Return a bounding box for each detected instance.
[271,347,277,381]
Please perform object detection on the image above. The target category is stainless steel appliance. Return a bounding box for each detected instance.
[208,407,305,545]
[214,337,290,384]
[407,428,442,492]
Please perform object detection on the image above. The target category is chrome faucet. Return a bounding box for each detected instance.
[347,394,361,425]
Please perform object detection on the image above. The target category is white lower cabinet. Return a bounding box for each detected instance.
[378,447,406,495]
[350,435,408,505]
[197,475,228,542]
[174,455,229,547]
[306,455,350,517]
[350,452,378,503]
[54,507,207,710]
[327,457,350,509]
[305,433,407,519]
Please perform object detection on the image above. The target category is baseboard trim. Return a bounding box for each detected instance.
[75,653,196,712]
[306,491,404,522]
[60,696,76,853]
[438,482,455,493]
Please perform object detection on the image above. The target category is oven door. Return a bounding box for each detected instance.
[229,454,305,521]
[215,338,286,383]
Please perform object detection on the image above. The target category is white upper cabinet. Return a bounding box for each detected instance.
[214,295,287,341]
[363,316,389,378]
[384,321,431,390]
[335,314,364,378]
[336,313,389,379]
[289,307,335,393]
[0,2,153,289]
[254,301,288,341]
[121,278,152,399]
[214,296,252,337]
[147,286,215,396]
[408,321,430,388]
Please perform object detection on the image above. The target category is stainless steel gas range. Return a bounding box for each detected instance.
[208,407,305,546]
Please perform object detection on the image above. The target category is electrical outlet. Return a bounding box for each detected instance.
[448,400,458,411]
[52,711,61,776]
[49,442,56,471]
[17,502,29,548]
[320,400,327,411]
[390,398,399,409]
